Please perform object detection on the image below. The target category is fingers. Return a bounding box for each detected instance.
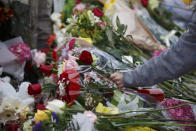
[110,72,124,88]
[110,73,119,80]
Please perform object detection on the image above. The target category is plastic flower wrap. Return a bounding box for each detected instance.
[106,90,146,116]
[69,112,96,131]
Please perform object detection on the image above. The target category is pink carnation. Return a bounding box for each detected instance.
[9,42,31,64]
[162,99,196,131]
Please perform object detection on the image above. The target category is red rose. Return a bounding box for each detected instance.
[68,38,76,50]
[37,104,46,110]
[5,123,19,131]
[40,65,53,76]
[141,0,148,7]
[92,8,103,17]
[79,50,93,65]
[52,50,59,62]
[28,84,42,95]
[46,34,56,47]
[75,0,81,4]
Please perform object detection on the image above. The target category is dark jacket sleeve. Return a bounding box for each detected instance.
[123,12,196,87]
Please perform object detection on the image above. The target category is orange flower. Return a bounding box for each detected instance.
[46,34,56,47]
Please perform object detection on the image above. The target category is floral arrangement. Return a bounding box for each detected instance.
[1,0,196,131]
[0,7,14,23]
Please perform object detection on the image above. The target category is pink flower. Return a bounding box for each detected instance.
[68,38,76,50]
[162,99,196,131]
[65,56,78,70]
[84,111,97,123]
[73,3,86,12]
[96,21,106,30]
[33,51,46,67]
[152,48,167,58]
[9,42,31,64]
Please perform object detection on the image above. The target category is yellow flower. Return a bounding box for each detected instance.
[110,0,115,4]
[123,126,157,131]
[35,110,51,123]
[79,37,93,45]
[182,0,192,4]
[96,103,119,114]
[104,4,109,10]
[149,0,159,10]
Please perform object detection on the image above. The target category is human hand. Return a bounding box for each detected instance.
[110,72,124,88]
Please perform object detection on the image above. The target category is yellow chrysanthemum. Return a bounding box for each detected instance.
[182,0,192,4]
[123,126,157,131]
[79,37,93,45]
[96,103,119,114]
[35,110,51,123]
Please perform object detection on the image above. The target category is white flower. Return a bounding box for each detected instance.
[58,81,66,96]
[0,97,28,123]
[46,99,65,114]
[58,63,64,77]
[51,13,62,22]
[0,109,17,123]
[33,51,46,67]
[23,119,33,131]
[87,10,101,26]
[67,15,78,25]
[0,81,34,123]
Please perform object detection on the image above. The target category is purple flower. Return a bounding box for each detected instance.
[33,121,42,131]
[52,112,59,123]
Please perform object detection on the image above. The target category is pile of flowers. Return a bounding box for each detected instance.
[0,0,196,131]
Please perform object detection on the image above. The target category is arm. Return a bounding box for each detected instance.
[123,13,196,87]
